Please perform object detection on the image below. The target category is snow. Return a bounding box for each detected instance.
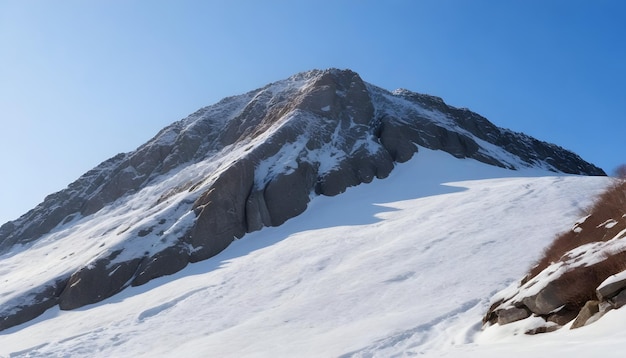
[598,219,618,229]
[254,137,305,187]
[0,147,617,357]
[599,270,626,293]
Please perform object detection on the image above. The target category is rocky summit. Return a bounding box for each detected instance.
[0,69,605,331]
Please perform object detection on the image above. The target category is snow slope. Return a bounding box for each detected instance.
[0,148,615,357]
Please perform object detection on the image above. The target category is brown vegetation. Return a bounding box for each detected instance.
[485,176,626,330]
[526,180,626,281]
[553,250,626,307]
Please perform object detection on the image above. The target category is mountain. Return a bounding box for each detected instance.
[0,148,613,357]
[0,69,605,333]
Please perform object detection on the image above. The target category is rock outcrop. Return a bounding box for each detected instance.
[0,68,606,332]
[484,180,626,333]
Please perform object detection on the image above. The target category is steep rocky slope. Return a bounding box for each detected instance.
[0,68,604,331]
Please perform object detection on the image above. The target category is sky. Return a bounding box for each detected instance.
[0,0,624,225]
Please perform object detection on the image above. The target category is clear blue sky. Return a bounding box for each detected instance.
[1,0,624,225]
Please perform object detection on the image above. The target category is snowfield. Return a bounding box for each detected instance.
[0,148,617,357]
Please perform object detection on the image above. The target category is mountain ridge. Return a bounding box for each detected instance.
[0,148,612,357]
[0,68,605,331]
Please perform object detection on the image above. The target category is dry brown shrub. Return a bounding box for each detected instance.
[526,180,626,281]
[615,164,626,179]
[553,250,626,307]
[587,180,626,225]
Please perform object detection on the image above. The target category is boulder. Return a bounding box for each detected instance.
[546,306,579,326]
[610,289,626,309]
[597,273,626,301]
[483,299,504,326]
[521,283,564,315]
[525,324,560,335]
[496,306,531,325]
[570,300,600,329]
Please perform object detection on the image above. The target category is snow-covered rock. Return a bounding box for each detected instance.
[484,180,626,333]
[0,68,606,332]
[0,148,612,357]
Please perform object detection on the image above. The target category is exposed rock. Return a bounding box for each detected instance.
[570,300,601,329]
[496,306,531,325]
[597,275,626,301]
[525,324,560,335]
[245,190,273,232]
[376,117,418,163]
[521,283,564,315]
[315,152,393,196]
[610,289,626,309]
[485,182,626,334]
[59,252,142,310]
[188,159,255,262]
[263,161,316,226]
[0,68,608,332]
[132,245,190,287]
[0,279,67,331]
[546,305,579,326]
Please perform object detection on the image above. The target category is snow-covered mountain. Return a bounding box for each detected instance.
[0,148,615,357]
[0,69,609,353]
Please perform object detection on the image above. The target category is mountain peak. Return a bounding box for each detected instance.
[0,69,605,331]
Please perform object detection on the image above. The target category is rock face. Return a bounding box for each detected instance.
[570,300,601,329]
[496,306,531,325]
[0,68,606,332]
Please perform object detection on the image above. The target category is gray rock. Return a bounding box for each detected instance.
[245,189,273,232]
[597,275,626,301]
[316,165,360,197]
[0,279,66,331]
[525,324,560,335]
[377,118,419,163]
[0,68,609,332]
[132,245,190,287]
[610,289,626,309]
[264,161,316,227]
[188,159,255,262]
[483,299,504,326]
[59,251,142,310]
[521,283,564,315]
[546,306,579,326]
[496,306,531,325]
[570,300,600,329]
